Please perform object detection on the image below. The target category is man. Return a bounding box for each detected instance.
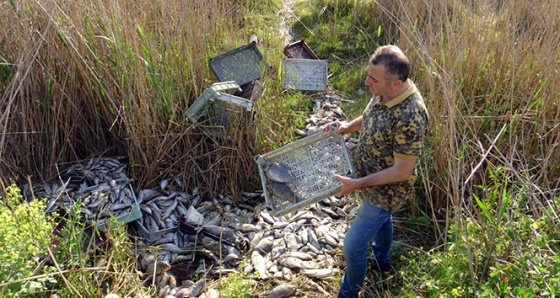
[324,45,429,298]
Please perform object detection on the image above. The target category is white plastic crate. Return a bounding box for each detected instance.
[186,82,255,136]
[282,58,328,91]
[206,93,254,127]
[255,129,355,216]
[186,81,241,123]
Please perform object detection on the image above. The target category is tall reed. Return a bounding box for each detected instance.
[0,0,273,195]
[369,0,560,293]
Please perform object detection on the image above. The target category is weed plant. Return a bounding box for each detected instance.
[214,269,255,298]
[0,181,147,297]
[0,182,56,297]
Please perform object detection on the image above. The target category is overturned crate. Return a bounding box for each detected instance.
[282,58,328,91]
[209,41,263,86]
[254,129,355,216]
[186,81,255,137]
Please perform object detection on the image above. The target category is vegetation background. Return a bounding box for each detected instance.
[0,0,559,297]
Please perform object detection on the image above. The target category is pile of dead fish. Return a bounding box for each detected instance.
[296,91,359,151]
[30,90,361,297]
[132,193,357,298]
[127,91,361,297]
[39,157,138,228]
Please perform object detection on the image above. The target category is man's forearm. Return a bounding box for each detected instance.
[340,116,363,134]
[355,157,416,188]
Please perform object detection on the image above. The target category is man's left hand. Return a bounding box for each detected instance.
[334,174,359,197]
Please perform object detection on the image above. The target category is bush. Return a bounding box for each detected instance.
[0,183,56,297]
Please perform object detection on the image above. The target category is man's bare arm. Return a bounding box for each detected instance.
[335,156,416,197]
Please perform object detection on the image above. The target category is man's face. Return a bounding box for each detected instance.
[365,63,393,97]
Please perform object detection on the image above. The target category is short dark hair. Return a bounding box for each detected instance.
[370,45,410,82]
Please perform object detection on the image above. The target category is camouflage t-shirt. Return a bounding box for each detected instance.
[355,80,428,212]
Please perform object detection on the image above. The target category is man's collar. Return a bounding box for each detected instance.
[384,79,416,108]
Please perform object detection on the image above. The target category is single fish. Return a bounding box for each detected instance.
[302,268,337,279]
[263,284,297,298]
[265,162,295,183]
[268,181,300,203]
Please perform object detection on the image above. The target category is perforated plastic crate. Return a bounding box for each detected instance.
[79,183,142,232]
[254,130,355,216]
[134,219,178,243]
[282,58,328,91]
[187,85,256,137]
[205,94,254,129]
[209,41,263,86]
[186,81,241,123]
[234,80,261,102]
[283,39,319,59]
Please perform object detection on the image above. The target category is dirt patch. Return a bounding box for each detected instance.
[277,0,297,45]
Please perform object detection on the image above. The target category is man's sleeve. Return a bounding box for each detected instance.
[393,106,428,159]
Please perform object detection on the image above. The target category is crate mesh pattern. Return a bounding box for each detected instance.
[186,81,241,123]
[282,58,328,91]
[206,94,253,128]
[209,42,263,86]
[256,131,355,216]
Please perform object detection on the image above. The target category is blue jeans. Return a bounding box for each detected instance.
[338,199,393,298]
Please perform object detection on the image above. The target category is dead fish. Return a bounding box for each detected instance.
[285,251,314,261]
[251,251,268,279]
[260,212,276,225]
[272,221,289,229]
[278,257,304,269]
[225,222,258,233]
[263,284,297,298]
[200,225,237,244]
[268,181,300,203]
[184,278,206,298]
[307,229,322,250]
[254,236,274,256]
[284,234,301,251]
[265,162,294,183]
[302,268,338,279]
[145,260,171,275]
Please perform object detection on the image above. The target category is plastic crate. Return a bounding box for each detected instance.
[209,41,263,86]
[282,58,328,91]
[187,82,255,137]
[186,81,241,123]
[254,130,356,216]
[283,39,319,60]
[234,80,261,102]
[200,94,253,130]
[80,183,142,232]
[134,219,178,243]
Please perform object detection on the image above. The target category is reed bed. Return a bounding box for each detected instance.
[0,0,275,196]
[360,0,560,295]
[344,0,556,217]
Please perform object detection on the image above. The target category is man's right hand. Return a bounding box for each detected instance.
[322,122,338,133]
[323,121,351,135]
[324,121,348,134]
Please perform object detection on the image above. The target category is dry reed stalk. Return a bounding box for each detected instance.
[368,1,559,293]
[0,0,264,196]
[372,0,560,210]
